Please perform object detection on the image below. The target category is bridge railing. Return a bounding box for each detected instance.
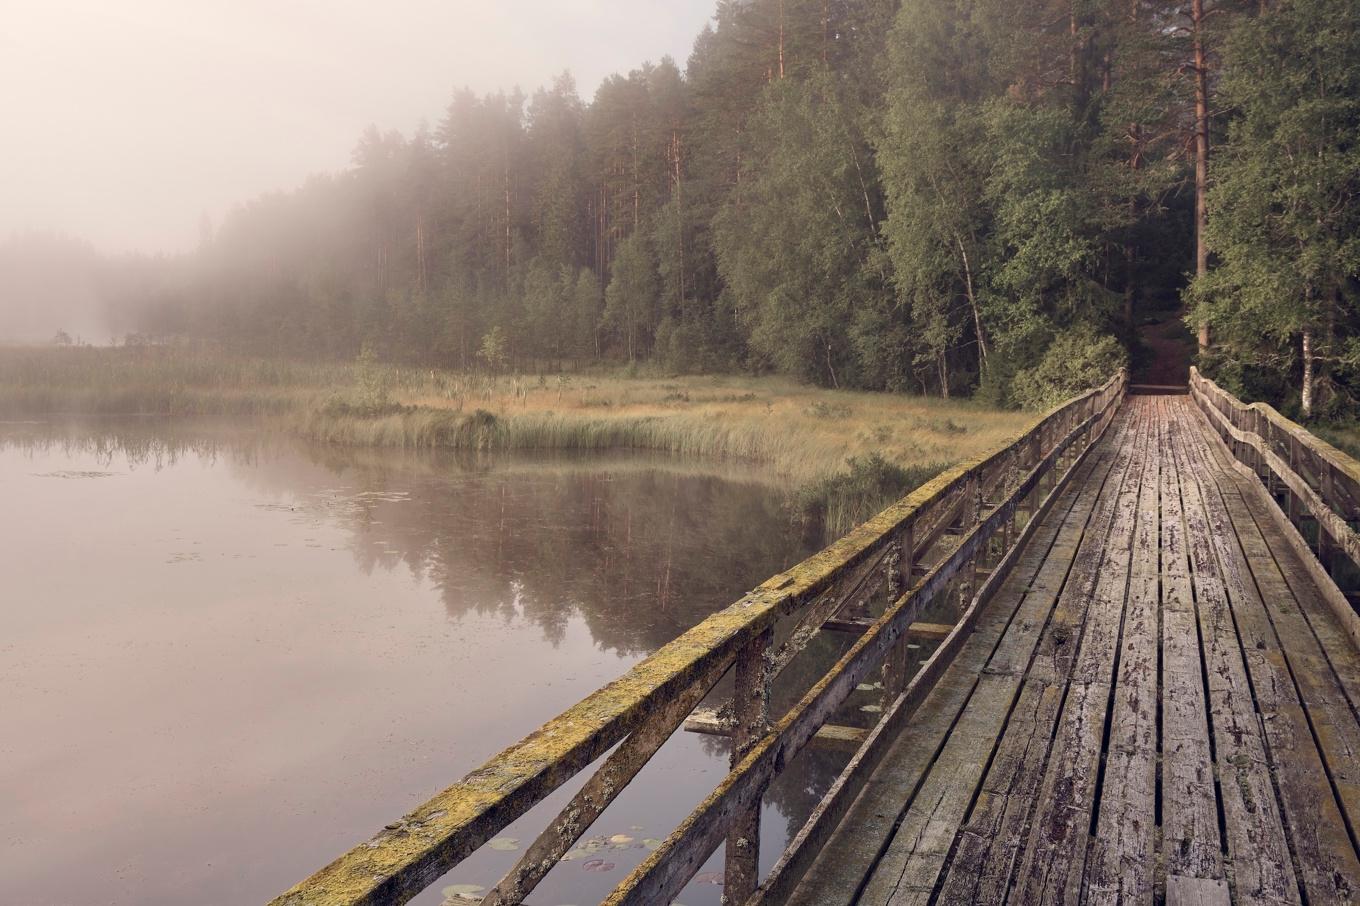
[1189,367,1360,632]
[271,368,1128,906]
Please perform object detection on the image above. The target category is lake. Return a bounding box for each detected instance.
[0,420,850,905]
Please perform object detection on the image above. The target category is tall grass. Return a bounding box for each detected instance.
[0,345,1032,489]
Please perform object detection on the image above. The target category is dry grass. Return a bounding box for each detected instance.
[0,345,1032,484]
[362,374,1029,483]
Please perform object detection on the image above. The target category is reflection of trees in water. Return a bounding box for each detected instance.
[321,456,817,657]
[7,421,855,838]
[0,419,264,472]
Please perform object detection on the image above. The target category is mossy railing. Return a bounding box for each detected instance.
[270,369,1128,906]
[1189,367,1360,640]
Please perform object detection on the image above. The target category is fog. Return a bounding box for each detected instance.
[0,1,714,257]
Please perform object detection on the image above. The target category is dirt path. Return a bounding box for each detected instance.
[1134,309,1194,386]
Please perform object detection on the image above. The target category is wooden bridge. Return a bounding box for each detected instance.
[271,368,1360,906]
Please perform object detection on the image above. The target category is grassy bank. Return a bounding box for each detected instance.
[0,345,1032,532]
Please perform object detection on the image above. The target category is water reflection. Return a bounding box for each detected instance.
[0,420,855,906]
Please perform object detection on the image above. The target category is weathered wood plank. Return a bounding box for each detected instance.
[1166,874,1231,906]
[1170,401,1302,905]
[927,404,1150,905]
[682,708,868,748]
[1182,404,1360,903]
[822,619,957,641]
[1085,395,1164,905]
[1006,397,1155,906]
[1158,399,1225,892]
[1219,455,1360,837]
[779,413,1133,906]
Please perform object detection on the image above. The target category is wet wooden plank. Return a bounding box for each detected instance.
[1006,398,1155,905]
[1085,396,1164,905]
[929,404,1150,905]
[1166,874,1231,906]
[1182,405,1360,903]
[1158,400,1225,891]
[1170,401,1302,905]
[682,708,868,749]
[783,414,1132,906]
[1221,456,1360,834]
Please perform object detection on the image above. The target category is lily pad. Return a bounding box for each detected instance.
[488,837,520,851]
[642,838,664,850]
[856,681,884,692]
[860,704,883,714]
[582,858,617,873]
[608,834,635,847]
[440,883,485,903]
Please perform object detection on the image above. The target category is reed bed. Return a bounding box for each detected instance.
[0,344,1031,493]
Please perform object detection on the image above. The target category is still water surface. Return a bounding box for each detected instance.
[0,421,845,906]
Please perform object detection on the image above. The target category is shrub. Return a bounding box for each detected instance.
[793,453,949,538]
[1010,326,1126,410]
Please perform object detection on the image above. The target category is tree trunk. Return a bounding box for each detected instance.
[1193,0,1211,352]
[504,151,513,283]
[955,235,988,368]
[778,0,786,79]
[1301,327,1314,417]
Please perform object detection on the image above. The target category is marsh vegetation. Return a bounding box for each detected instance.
[1,345,1030,533]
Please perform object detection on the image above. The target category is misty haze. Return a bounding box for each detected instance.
[4,1,1360,905]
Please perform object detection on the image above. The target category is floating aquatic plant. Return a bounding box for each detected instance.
[440,883,484,904]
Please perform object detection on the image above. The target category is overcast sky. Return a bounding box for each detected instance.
[0,1,715,256]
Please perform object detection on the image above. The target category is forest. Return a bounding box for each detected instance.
[13,0,1360,418]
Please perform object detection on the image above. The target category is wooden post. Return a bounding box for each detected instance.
[959,473,982,611]
[1320,467,1336,577]
[1026,432,1042,525]
[883,524,916,698]
[1288,437,1300,524]
[725,627,773,902]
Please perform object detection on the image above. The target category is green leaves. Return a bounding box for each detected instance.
[1193,0,1360,413]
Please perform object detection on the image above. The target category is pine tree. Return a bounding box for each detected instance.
[1191,0,1360,416]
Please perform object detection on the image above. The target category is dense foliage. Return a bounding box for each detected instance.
[13,0,1358,414]
[1189,0,1360,418]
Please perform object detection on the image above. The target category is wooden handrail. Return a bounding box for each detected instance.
[270,368,1128,906]
[1189,367,1360,641]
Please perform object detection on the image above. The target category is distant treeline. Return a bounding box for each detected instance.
[15,0,1360,415]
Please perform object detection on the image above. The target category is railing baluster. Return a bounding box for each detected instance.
[882,523,917,700]
[725,626,773,901]
[482,651,735,906]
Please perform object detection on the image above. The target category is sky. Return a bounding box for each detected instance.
[0,1,716,256]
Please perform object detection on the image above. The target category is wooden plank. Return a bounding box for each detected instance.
[682,708,868,749]
[1158,398,1226,891]
[822,619,956,641]
[755,387,1126,906]
[1006,396,1155,905]
[1226,457,1360,797]
[781,413,1132,906]
[926,403,1151,904]
[1169,400,1302,905]
[1166,875,1231,906]
[1181,404,1360,903]
[604,391,1126,906]
[1085,395,1165,905]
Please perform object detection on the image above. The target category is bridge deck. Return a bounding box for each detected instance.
[790,395,1360,905]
